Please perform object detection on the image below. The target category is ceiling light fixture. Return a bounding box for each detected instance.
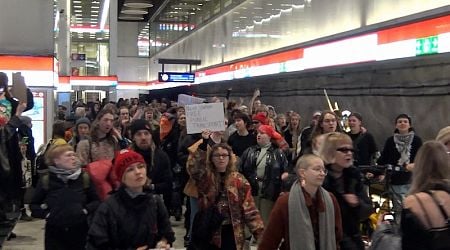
[121,7,149,15]
[124,0,153,8]
[100,0,110,30]
[118,14,145,20]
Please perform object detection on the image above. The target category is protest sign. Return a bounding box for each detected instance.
[177,94,205,106]
[185,102,225,134]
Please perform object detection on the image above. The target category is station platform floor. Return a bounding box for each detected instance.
[2,214,187,250]
[2,212,258,250]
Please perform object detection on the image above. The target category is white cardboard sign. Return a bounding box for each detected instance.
[177,94,205,106]
[185,103,225,134]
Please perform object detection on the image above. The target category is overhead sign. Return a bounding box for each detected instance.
[158,72,195,83]
[185,103,225,134]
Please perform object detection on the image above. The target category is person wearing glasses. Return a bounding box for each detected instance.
[301,110,341,156]
[190,143,264,250]
[259,154,343,250]
[87,149,174,250]
[319,132,367,250]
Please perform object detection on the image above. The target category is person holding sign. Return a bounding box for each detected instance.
[0,72,34,236]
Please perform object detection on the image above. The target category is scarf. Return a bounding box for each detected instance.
[289,180,336,250]
[48,165,82,183]
[159,116,173,141]
[393,131,414,165]
[125,187,146,199]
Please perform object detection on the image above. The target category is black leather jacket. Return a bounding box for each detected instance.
[239,144,288,201]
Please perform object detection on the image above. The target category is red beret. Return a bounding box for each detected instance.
[258,125,282,140]
[252,112,268,125]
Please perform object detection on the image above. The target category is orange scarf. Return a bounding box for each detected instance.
[160,116,173,140]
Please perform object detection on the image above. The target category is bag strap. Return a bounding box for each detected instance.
[424,190,449,222]
[81,170,90,190]
[413,193,433,228]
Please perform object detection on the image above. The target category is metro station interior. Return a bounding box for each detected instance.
[0,0,450,249]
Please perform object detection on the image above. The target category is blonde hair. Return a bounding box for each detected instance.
[409,141,450,194]
[45,144,74,166]
[318,132,352,164]
[295,154,323,172]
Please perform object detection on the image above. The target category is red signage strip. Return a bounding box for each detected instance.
[0,55,54,71]
[378,15,450,44]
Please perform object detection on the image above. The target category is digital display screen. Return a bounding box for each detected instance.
[158,72,195,83]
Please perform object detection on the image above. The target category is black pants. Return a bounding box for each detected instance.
[45,223,88,250]
[221,224,237,250]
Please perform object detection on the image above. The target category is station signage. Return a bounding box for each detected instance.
[158,72,195,83]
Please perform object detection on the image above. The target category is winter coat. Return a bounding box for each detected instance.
[30,171,100,228]
[239,144,288,201]
[87,186,175,250]
[190,149,264,250]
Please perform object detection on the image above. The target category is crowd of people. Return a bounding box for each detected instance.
[1,81,449,250]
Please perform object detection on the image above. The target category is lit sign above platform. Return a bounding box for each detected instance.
[158,72,195,83]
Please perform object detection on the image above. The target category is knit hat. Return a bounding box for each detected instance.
[252,112,268,125]
[258,125,282,140]
[436,126,450,144]
[75,117,91,128]
[114,149,145,182]
[129,119,152,138]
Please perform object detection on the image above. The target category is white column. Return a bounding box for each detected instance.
[57,0,71,75]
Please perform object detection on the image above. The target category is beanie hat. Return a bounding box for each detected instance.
[114,149,145,182]
[395,113,411,124]
[252,112,268,125]
[258,125,282,140]
[436,126,450,144]
[349,112,363,122]
[75,117,91,128]
[129,119,152,138]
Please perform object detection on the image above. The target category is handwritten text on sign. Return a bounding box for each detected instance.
[186,103,225,134]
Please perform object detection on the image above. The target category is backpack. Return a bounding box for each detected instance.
[34,140,54,176]
[414,190,450,250]
[41,170,91,191]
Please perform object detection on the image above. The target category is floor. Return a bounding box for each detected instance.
[2,216,188,250]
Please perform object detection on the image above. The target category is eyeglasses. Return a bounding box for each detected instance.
[310,168,328,175]
[252,121,260,124]
[336,147,355,153]
[212,154,230,158]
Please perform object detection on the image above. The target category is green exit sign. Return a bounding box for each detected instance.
[416,36,438,55]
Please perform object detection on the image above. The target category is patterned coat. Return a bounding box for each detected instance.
[190,149,264,250]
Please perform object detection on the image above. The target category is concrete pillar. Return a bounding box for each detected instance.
[0,0,53,55]
[57,0,71,75]
[109,0,118,101]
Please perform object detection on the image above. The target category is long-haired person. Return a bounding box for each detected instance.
[30,144,100,250]
[259,154,343,250]
[401,141,450,250]
[87,149,174,249]
[377,114,422,220]
[319,132,366,250]
[190,143,264,250]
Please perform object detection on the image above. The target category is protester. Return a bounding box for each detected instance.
[401,141,450,250]
[239,125,289,224]
[319,132,367,250]
[190,143,264,250]
[259,154,343,250]
[87,149,174,249]
[377,114,423,220]
[30,144,100,250]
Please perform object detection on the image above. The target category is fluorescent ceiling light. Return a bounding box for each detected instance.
[124,0,153,8]
[100,0,110,31]
[121,7,149,15]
